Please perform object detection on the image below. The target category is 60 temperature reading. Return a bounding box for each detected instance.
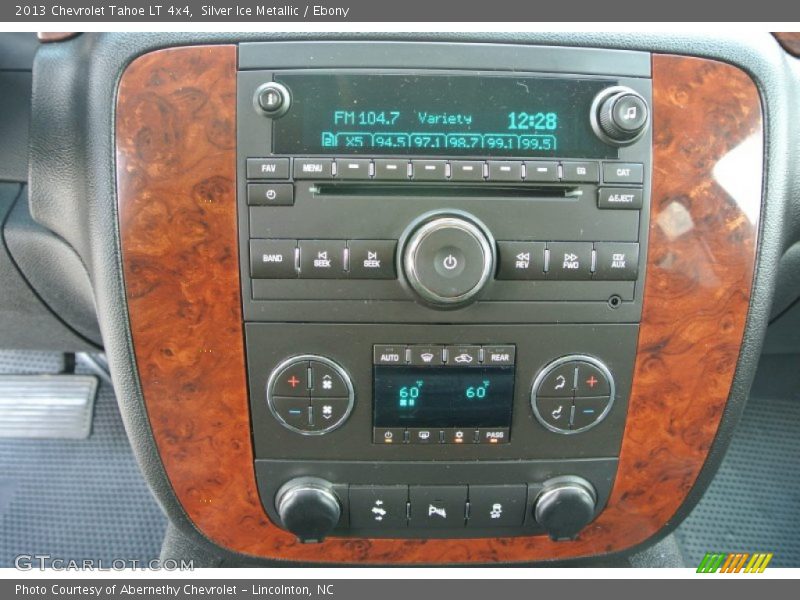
[465,380,491,400]
[399,381,423,408]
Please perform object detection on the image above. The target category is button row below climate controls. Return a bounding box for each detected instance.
[250,239,397,279]
[373,427,510,445]
[496,241,639,281]
[348,484,528,530]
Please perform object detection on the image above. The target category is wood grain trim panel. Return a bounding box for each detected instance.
[117,48,762,563]
[774,32,800,56]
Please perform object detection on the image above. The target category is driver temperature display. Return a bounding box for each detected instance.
[373,365,515,429]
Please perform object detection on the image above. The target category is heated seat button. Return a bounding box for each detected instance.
[535,397,572,432]
[309,361,349,397]
[547,242,593,280]
[467,485,527,528]
[298,240,346,278]
[349,485,408,530]
[348,240,397,279]
[594,242,640,281]
[537,363,577,397]
[496,241,546,280]
[409,485,467,529]
[575,362,611,397]
[271,361,310,397]
[572,397,611,430]
[250,239,297,279]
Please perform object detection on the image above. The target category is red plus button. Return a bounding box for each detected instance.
[575,362,611,397]
[272,361,310,397]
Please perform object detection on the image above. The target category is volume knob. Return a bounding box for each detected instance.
[592,86,649,145]
[534,476,597,541]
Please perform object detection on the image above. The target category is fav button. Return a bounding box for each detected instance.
[246,157,290,180]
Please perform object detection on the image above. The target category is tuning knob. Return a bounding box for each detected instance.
[591,86,649,145]
[275,477,341,543]
[400,210,495,308]
[533,476,597,541]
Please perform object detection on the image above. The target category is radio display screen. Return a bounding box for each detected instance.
[272,74,617,158]
[373,365,515,428]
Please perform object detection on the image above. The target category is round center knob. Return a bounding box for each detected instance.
[402,212,495,308]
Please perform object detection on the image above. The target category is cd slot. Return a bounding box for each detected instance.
[311,183,582,199]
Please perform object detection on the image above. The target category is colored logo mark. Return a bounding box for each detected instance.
[696,552,773,573]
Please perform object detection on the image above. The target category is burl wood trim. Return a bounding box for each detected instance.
[118,48,762,563]
[774,32,800,56]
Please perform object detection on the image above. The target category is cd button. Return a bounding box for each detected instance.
[535,397,572,432]
[496,241,546,280]
[409,345,445,366]
[246,157,290,180]
[538,363,577,397]
[298,240,346,278]
[335,158,371,179]
[561,161,599,183]
[450,161,485,181]
[411,160,447,181]
[445,345,481,366]
[547,242,593,280]
[594,242,639,281]
[575,362,611,397]
[294,158,334,179]
[572,396,611,430]
[271,361,310,397]
[488,161,523,182]
[374,159,409,180]
[523,161,559,182]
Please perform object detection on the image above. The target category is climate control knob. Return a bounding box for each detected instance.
[591,86,649,145]
[534,476,597,541]
[401,211,495,308]
[275,477,341,543]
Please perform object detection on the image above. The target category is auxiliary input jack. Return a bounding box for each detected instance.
[607,295,622,309]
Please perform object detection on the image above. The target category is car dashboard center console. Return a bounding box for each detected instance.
[112,40,763,562]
